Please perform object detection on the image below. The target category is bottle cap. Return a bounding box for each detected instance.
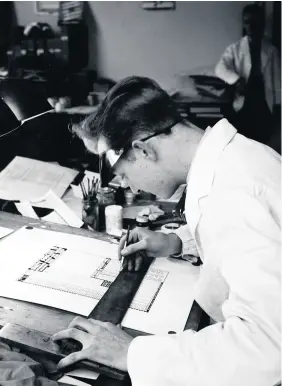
[135,215,149,227]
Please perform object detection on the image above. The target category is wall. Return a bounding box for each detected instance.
[14,1,251,88]
[13,1,59,32]
[89,1,251,88]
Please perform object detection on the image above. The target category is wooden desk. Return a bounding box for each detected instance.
[0,211,205,385]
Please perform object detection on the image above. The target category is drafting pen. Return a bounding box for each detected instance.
[120,225,130,271]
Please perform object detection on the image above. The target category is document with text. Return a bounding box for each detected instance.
[0,156,78,204]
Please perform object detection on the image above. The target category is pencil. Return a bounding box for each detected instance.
[120,225,130,271]
[80,181,87,199]
[87,178,91,196]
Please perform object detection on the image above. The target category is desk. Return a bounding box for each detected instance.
[0,211,205,385]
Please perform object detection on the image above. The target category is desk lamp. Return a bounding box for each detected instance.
[0,78,54,140]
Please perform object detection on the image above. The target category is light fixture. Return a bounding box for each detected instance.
[0,78,54,139]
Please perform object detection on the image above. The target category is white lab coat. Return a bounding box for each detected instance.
[127,119,281,386]
[215,36,281,112]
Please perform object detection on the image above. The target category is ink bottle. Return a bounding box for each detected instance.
[82,197,99,231]
[97,187,116,231]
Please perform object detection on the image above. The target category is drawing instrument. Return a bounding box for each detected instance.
[80,182,87,200]
[120,225,130,271]
[87,178,90,196]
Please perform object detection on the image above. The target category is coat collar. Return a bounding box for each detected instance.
[185,119,237,238]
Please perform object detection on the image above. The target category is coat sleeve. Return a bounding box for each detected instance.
[215,43,240,85]
[173,224,199,257]
[127,189,281,386]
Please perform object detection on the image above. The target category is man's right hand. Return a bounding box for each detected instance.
[118,228,182,271]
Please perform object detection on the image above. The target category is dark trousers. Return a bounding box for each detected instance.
[232,75,273,145]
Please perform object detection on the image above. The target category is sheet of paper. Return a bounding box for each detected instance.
[0,226,13,239]
[32,190,83,228]
[0,227,199,334]
[0,156,78,204]
[59,375,92,386]
[66,369,99,380]
[15,202,39,219]
[15,191,83,228]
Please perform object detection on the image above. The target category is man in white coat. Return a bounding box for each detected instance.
[215,4,281,145]
[53,76,281,386]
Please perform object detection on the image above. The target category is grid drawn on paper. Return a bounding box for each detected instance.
[93,258,169,312]
[19,275,106,300]
[17,247,168,313]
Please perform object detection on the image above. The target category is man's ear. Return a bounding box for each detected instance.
[132,140,157,161]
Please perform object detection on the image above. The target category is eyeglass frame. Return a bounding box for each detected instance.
[100,121,179,171]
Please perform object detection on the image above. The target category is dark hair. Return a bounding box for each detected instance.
[243,3,264,19]
[74,76,181,152]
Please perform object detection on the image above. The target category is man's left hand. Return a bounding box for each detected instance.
[52,316,133,372]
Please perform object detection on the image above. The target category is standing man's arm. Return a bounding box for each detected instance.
[128,189,281,386]
[215,44,241,85]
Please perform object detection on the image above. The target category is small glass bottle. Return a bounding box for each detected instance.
[97,187,116,231]
[82,197,99,231]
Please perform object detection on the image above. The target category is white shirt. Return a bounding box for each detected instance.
[215,36,281,112]
[127,119,281,386]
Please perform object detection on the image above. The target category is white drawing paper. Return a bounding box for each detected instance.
[0,226,13,239]
[0,227,199,334]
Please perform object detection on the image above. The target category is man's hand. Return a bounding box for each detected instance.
[119,228,182,271]
[52,317,133,372]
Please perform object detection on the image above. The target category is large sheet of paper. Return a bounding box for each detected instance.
[0,156,78,204]
[0,227,199,334]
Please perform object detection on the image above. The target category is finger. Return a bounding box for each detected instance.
[134,254,143,272]
[69,316,96,332]
[52,328,86,343]
[34,354,61,376]
[57,350,86,370]
[118,228,139,259]
[87,318,112,328]
[122,256,129,270]
[127,258,134,272]
[118,235,127,260]
[121,239,147,257]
